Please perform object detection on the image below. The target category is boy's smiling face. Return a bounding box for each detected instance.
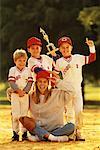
[28,45,41,58]
[14,56,27,71]
[59,42,73,58]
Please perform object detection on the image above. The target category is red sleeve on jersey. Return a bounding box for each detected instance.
[28,77,33,82]
[8,76,15,82]
[85,56,87,64]
[88,53,96,64]
[31,65,37,72]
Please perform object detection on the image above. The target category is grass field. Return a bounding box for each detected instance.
[0,82,100,149]
[84,85,100,101]
[0,105,100,150]
[0,82,100,101]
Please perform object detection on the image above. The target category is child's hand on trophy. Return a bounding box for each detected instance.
[49,50,57,57]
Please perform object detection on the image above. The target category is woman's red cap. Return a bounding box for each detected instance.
[36,70,50,80]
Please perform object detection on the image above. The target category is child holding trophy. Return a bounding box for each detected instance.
[27,36,54,83]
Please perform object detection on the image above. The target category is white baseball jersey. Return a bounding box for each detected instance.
[55,46,96,129]
[55,54,90,89]
[8,66,33,90]
[55,46,96,89]
[28,54,53,81]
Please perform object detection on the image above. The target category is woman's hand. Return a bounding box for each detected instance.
[48,71,60,79]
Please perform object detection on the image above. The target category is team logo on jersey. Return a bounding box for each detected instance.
[63,64,71,74]
[15,75,21,80]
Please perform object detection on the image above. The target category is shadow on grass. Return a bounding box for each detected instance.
[0,100,100,110]
[84,100,100,105]
[0,100,11,105]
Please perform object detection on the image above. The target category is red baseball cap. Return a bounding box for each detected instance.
[58,36,72,47]
[36,70,50,80]
[27,37,42,48]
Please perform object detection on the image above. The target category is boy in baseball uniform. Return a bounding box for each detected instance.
[27,37,54,83]
[7,37,54,101]
[54,37,96,140]
[8,49,33,141]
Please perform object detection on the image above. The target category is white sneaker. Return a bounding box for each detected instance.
[57,135,69,142]
[49,134,69,142]
[28,135,40,142]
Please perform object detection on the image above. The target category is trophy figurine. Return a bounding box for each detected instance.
[40,27,58,56]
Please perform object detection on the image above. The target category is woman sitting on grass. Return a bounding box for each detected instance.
[20,70,75,142]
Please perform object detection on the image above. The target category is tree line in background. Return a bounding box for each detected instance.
[0,0,100,84]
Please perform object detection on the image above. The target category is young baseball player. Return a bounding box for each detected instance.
[8,49,33,141]
[7,37,54,101]
[54,37,96,140]
[27,37,54,83]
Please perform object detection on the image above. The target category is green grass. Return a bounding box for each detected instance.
[0,82,100,101]
[0,82,9,101]
[84,85,100,101]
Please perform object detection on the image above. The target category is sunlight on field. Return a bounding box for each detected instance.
[84,85,100,101]
[0,83,7,91]
[0,106,100,150]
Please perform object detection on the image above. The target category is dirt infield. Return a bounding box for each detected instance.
[0,106,100,150]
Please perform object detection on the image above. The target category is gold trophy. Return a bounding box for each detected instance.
[40,27,58,56]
